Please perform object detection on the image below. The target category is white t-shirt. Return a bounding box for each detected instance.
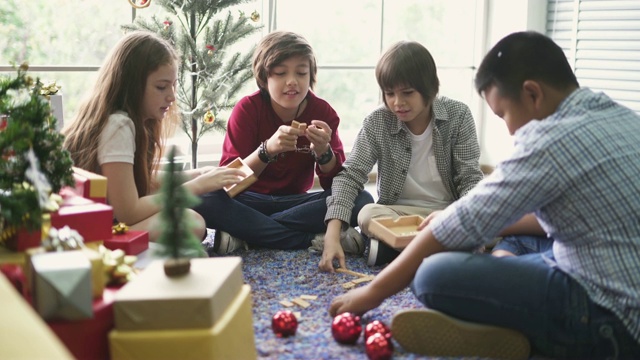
[97,111,136,166]
[396,120,452,209]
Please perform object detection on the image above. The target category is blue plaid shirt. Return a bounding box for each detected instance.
[431,88,640,342]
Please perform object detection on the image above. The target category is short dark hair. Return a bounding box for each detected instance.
[475,31,579,100]
[376,41,439,107]
[252,31,317,94]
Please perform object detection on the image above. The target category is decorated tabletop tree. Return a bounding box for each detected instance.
[0,64,74,241]
[155,146,207,277]
[123,0,262,168]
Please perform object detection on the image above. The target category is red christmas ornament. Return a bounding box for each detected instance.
[272,310,298,337]
[364,320,392,340]
[365,332,394,360]
[331,312,362,344]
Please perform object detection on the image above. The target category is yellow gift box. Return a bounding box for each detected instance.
[0,246,26,269]
[0,272,74,359]
[81,247,106,298]
[72,166,108,203]
[114,257,244,331]
[109,285,256,360]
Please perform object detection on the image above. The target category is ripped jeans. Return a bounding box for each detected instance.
[411,251,640,359]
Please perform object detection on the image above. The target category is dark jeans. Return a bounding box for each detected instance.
[193,189,374,250]
[411,251,640,359]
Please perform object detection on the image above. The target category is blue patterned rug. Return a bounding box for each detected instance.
[197,223,472,360]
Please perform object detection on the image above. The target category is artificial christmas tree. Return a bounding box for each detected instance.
[0,64,75,245]
[123,0,262,168]
[154,146,206,276]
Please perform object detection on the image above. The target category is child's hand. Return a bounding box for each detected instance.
[306,120,332,156]
[198,167,245,192]
[419,210,442,230]
[318,237,346,272]
[328,285,383,317]
[266,125,301,155]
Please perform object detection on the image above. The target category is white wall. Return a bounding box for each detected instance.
[478,0,547,166]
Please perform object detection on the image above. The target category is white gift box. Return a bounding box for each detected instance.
[31,251,93,321]
[49,94,64,130]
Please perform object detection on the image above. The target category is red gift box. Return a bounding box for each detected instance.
[71,167,108,204]
[103,231,149,255]
[50,201,113,243]
[48,287,118,360]
[3,228,41,252]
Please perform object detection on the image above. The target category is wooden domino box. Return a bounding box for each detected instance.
[368,215,424,249]
[223,158,258,198]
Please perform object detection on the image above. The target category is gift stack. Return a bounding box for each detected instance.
[110,257,257,360]
[61,167,149,256]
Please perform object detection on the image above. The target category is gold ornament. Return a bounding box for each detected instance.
[203,110,215,124]
[163,20,172,31]
[127,0,151,9]
[206,44,216,56]
[251,10,260,22]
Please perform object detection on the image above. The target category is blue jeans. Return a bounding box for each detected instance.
[193,189,374,250]
[493,235,554,256]
[411,251,640,359]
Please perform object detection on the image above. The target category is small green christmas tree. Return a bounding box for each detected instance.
[0,64,74,234]
[123,0,262,168]
[155,146,206,276]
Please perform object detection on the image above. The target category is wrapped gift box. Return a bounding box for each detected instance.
[49,93,64,131]
[114,257,243,331]
[0,273,74,359]
[369,215,424,249]
[109,285,256,360]
[48,287,118,360]
[31,251,93,320]
[0,246,26,269]
[50,201,113,243]
[104,231,149,255]
[82,247,106,298]
[28,248,104,299]
[3,227,42,252]
[223,157,257,198]
[68,167,108,204]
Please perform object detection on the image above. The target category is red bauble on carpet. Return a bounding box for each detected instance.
[272,310,298,337]
[365,332,394,360]
[364,319,391,340]
[331,312,362,344]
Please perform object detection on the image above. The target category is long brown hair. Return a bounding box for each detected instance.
[63,31,179,196]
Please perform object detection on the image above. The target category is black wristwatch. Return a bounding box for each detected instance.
[314,145,333,165]
[258,140,277,163]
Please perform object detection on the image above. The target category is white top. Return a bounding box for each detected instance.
[396,120,452,209]
[98,111,136,166]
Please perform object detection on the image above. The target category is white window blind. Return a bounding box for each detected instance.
[547,0,640,114]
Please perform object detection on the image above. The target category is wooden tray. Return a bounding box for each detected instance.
[368,215,423,249]
[223,158,257,198]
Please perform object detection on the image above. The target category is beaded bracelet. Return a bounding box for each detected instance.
[314,146,333,165]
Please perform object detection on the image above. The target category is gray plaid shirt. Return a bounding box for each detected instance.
[326,96,483,224]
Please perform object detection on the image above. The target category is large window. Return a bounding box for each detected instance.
[547,0,640,114]
[272,0,484,147]
[1,0,484,166]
